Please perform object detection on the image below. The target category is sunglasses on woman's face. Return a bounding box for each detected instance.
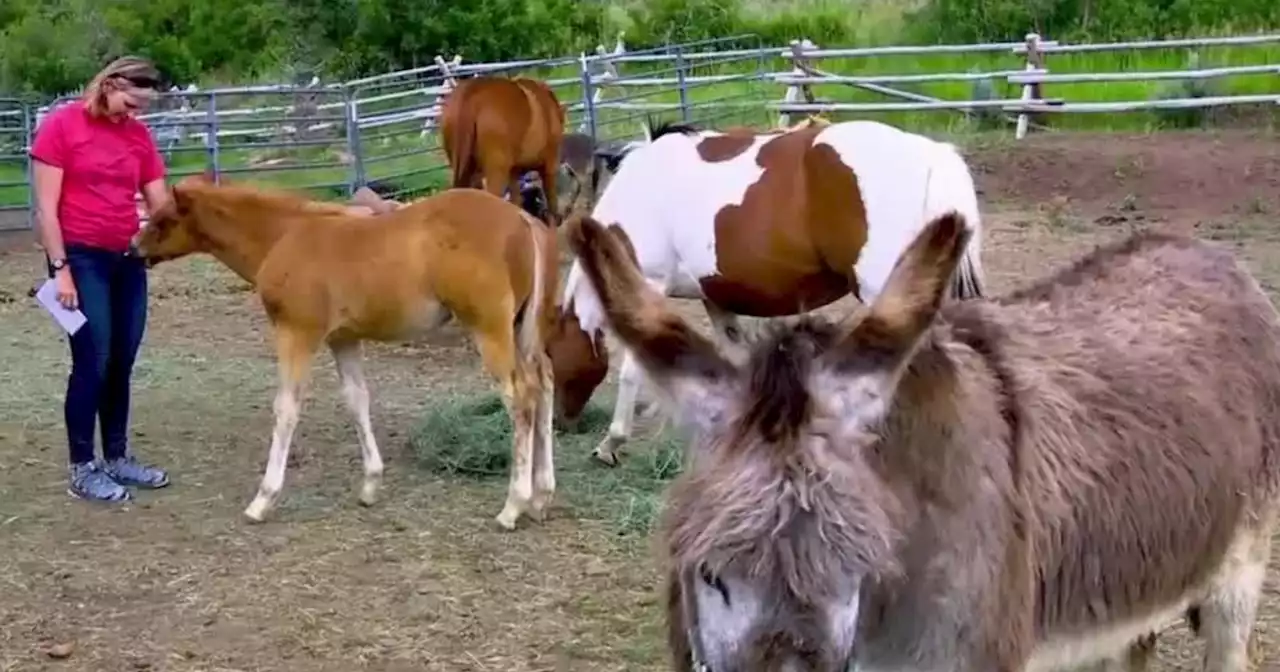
[116,75,161,91]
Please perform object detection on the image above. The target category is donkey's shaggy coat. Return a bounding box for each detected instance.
[564,210,1280,671]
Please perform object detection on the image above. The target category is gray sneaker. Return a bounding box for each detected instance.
[68,461,132,502]
[104,455,170,489]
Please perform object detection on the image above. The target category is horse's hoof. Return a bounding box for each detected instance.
[494,509,521,531]
[243,504,268,524]
[588,450,619,465]
[358,479,381,507]
[527,505,548,524]
[529,494,554,523]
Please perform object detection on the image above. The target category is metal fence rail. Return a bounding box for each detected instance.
[2,31,1278,231]
[0,98,32,230]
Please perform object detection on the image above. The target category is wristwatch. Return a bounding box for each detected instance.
[50,258,67,272]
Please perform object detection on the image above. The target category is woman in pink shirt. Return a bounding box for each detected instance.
[30,56,173,502]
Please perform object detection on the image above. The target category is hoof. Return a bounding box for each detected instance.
[494,509,521,531]
[529,495,554,523]
[495,497,526,530]
[243,504,268,524]
[527,506,547,524]
[243,491,276,523]
[358,480,380,507]
[592,447,620,467]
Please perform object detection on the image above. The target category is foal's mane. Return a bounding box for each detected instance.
[185,181,365,222]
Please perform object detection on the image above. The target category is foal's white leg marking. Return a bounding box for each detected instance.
[331,341,384,507]
[244,377,307,522]
[495,389,536,530]
[491,353,543,530]
[530,358,556,519]
[1199,516,1274,671]
[594,348,643,466]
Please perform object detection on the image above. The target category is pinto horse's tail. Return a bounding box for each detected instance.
[925,141,986,300]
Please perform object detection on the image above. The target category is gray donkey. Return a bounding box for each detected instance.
[564,210,1279,671]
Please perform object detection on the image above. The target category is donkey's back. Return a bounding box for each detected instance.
[977,231,1280,669]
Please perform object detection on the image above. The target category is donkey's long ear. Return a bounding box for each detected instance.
[828,211,972,372]
[564,214,737,429]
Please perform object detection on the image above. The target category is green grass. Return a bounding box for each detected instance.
[409,392,685,539]
[1,36,1276,211]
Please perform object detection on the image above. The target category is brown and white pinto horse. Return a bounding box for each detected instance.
[440,75,566,225]
[547,119,987,465]
[131,177,559,530]
[564,211,1280,671]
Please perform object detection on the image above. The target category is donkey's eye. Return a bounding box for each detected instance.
[699,565,730,605]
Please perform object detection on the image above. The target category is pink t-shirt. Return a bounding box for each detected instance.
[29,101,166,253]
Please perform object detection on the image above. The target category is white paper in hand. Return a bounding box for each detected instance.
[34,278,88,336]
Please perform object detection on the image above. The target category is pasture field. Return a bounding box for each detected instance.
[1,127,1280,670]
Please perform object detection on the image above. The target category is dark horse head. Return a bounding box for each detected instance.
[516,173,552,225]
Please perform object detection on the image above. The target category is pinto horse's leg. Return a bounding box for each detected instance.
[244,325,320,523]
[329,339,384,508]
[593,348,644,467]
[1198,509,1275,671]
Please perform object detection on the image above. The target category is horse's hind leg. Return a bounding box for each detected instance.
[244,325,320,522]
[1198,508,1275,671]
[329,339,384,507]
[529,350,556,520]
[472,320,537,530]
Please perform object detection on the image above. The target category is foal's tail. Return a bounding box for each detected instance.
[925,142,987,300]
[515,213,553,361]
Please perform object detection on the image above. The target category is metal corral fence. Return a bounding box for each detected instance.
[1,31,1277,231]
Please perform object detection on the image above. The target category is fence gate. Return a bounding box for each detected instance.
[0,99,31,232]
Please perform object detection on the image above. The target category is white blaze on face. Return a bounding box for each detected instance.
[694,573,766,667]
[691,572,863,670]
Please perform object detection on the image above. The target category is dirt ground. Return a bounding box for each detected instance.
[1,128,1279,671]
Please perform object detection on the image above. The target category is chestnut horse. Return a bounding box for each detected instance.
[440,75,566,225]
[547,118,986,466]
[130,177,559,530]
[564,211,1280,671]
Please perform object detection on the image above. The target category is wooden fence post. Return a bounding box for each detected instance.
[421,54,462,137]
[780,38,818,128]
[1015,32,1046,140]
[580,34,624,135]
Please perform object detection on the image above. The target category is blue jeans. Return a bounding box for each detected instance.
[58,245,148,465]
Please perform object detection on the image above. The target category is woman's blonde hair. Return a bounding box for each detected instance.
[82,56,161,118]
